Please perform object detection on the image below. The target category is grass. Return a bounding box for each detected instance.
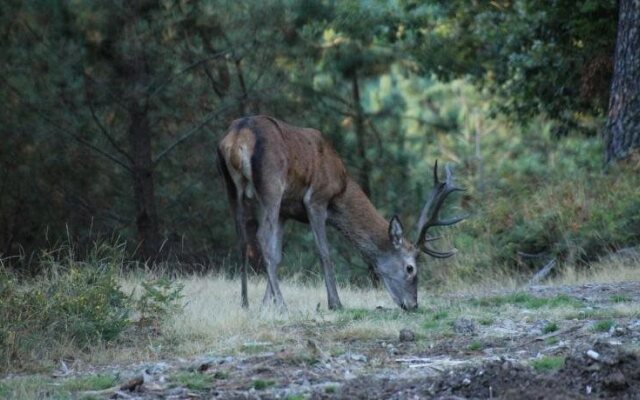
[472,293,583,309]
[1,251,639,376]
[170,371,214,390]
[61,374,118,392]
[252,379,276,390]
[531,356,565,372]
[543,322,559,334]
[0,374,117,399]
[592,320,615,332]
[468,341,483,351]
[611,294,631,303]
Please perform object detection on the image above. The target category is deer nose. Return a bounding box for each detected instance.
[402,300,418,311]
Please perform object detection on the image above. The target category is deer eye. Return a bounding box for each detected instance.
[406,265,414,275]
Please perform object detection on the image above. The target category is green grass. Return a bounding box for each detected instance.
[468,341,483,351]
[253,379,276,390]
[592,320,615,332]
[531,356,565,372]
[610,294,631,303]
[0,374,119,399]
[213,371,229,379]
[170,371,214,390]
[472,293,582,309]
[542,322,559,334]
[545,337,559,345]
[61,374,118,392]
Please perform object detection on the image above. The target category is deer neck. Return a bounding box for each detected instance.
[327,178,390,262]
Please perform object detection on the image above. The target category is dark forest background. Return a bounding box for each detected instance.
[1,0,639,283]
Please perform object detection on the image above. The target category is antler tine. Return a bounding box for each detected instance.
[416,161,467,259]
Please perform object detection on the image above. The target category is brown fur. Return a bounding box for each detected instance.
[219,115,390,258]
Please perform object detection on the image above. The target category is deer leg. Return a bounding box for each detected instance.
[261,218,284,306]
[257,204,287,311]
[233,194,249,309]
[304,199,342,310]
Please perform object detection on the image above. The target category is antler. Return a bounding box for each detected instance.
[416,161,467,258]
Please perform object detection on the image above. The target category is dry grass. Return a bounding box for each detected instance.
[2,253,638,374]
[120,254,637,359]
[160,275,420,356]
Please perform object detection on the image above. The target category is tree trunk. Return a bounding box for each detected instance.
[604,0,640,163]
[129,102,160,262]
[350,70,379,286]
[351,71,372,197]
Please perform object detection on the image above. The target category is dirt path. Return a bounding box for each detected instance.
[5,282,640,399]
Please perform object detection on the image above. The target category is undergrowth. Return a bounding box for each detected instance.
[0,242,183,373]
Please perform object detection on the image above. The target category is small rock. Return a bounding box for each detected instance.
[604,370,627,391]
[350,354,367,362]
[399,328,416,342]
[586,350,600,361]
[145,362,170,375]
[611,326,629,337]
[462,377,471,385]
[453,318,476,335]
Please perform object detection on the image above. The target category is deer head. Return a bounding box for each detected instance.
[374,161,466,310]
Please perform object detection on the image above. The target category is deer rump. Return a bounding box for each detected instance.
[218,116,348,225]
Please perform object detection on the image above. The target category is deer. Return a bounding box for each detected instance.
[217,115,466,311]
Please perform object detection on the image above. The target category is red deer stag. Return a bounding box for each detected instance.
[217,116,465,311]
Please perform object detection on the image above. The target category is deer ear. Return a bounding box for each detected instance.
[388,215,404,249]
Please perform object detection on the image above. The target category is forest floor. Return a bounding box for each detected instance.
[3,278,640,399]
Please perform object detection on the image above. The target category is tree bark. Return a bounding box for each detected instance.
[351,70,372,197]
[604,0,640,163]
[129,101,160,262]
[350,70,379,286]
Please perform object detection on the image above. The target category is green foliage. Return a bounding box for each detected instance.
[472,293,582,309]
[592,320,615,332]
[409,0,617,128]
[611,295,631,303]
[467,341,483,351]
[422,309,451,331]
[543,322,559,334]
[252,379,276,390]
[61,374,118,392]
[531,356,565,372]
[0,241,186,372]
[0,259,130,371]
[136,278,184,327]
[170,371,214,391]
[0,0,636,293]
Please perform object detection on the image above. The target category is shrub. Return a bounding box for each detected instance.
[135,277,184,327]
[0,263,130,371]
[5,243,117,368]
